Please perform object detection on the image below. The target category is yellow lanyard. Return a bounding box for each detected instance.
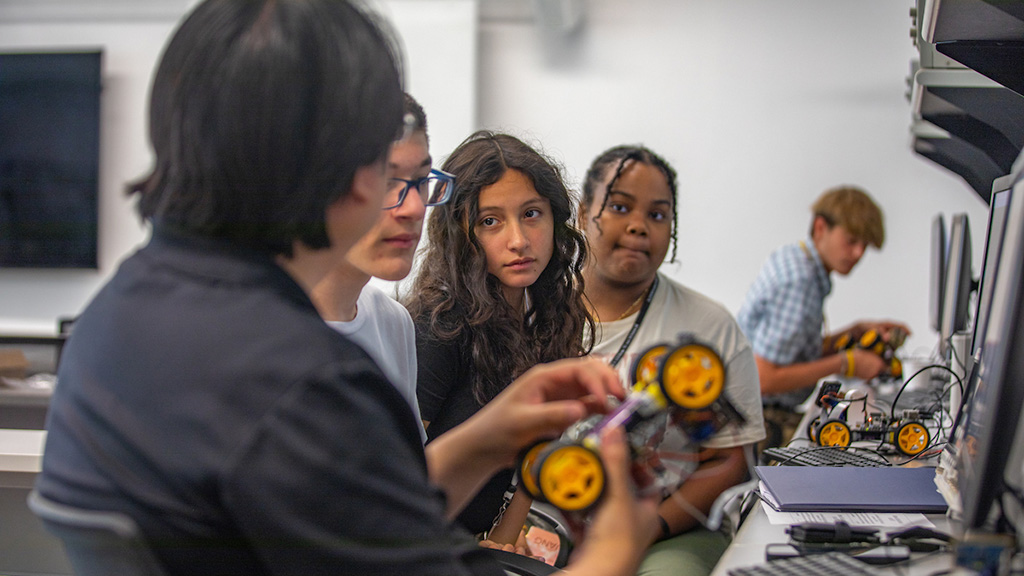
[800,241,829,337]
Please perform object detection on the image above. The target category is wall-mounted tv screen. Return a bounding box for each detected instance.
[0,50,102,269]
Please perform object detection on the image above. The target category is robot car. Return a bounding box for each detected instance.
[515,334,746,515]
[808,381,934,457]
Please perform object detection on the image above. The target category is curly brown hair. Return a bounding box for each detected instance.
[405,131,594,405]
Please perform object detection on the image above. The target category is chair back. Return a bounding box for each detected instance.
[27,489,168,576]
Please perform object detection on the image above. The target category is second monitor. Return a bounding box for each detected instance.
[939,213,976,362]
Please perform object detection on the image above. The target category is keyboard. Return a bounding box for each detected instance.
[728,551,873,576]
[761,446,890,467]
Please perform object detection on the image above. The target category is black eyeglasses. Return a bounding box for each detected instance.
[383,168,455,210]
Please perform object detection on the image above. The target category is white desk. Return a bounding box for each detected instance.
[717,375,960,575]
[0,428,45,473]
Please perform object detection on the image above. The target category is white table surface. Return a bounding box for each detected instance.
[0,428,46,473]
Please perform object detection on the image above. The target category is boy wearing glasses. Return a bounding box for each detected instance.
[311,93,452,442]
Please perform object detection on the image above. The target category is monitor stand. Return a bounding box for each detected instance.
[948,331,971,417]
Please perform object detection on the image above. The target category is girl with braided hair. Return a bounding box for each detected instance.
[579,144,765,576]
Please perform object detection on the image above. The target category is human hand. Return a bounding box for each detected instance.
[878,322,911,349]
[858,320,912,346]
[851,348,888,380]
[563,426,658,575]
[478,538,530,557]
[472,357,625,469]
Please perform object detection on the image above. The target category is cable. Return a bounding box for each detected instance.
[946,333,968,376]
[890,364,963,422]
[898,444,946,465]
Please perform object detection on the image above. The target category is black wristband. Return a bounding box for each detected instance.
[657,515,671,540]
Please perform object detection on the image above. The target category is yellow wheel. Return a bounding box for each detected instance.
[895,422,930,456]
[816,420,852,448]
[859,329,886,355]
[658,343,724,410]
[889,357,903,379]
[537,444,605,512]
[518,441,549,500]
[807,417,821,443]
[631,343,669,386]
[833,332,853,351]
[858,329,879,350]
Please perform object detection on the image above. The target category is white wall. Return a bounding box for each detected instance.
[475,0,990,357]
[0,0,995,359]
[0,0,476,334]
[0,7,182,334]
[373,0,478,163]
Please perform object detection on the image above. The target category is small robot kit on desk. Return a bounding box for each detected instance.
[807,380,937,457]
[515,333,746,521]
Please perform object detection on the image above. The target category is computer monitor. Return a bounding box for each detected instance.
[930,214,947,333]
[954,173,1024,531]
[970,177,1014,358]
[0,50,102,269]
[939,213,975,357]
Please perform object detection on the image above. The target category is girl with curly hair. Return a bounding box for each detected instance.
[405,130,594,542]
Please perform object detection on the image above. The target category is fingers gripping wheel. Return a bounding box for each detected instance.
[658,343,725,410]
[522,335,741,517]
[859,329,885,355]
[816,419,852,448]
[535,442,606,512]
[895,422,930,456]
[856,329,904,379]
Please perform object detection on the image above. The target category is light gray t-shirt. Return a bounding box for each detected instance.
[586,272,765,454]
[328,284,427,443]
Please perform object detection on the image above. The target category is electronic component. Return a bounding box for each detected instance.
[787,521,879,544]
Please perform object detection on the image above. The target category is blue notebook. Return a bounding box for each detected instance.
[756,465,948,513]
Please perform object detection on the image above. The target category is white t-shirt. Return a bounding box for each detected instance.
[327,284,426,443]
[586,273,765,453]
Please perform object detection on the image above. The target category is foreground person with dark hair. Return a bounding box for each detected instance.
[34,1,655,575]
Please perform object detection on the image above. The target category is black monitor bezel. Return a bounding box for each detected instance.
[939,213,973,354]
[970,179,1013,358]
[930,213,947,334]
[956,172,1024,530]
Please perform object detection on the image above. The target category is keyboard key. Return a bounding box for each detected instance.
[762,446,890,467]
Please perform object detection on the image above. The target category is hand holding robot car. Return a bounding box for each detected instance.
[514,333,747,529]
